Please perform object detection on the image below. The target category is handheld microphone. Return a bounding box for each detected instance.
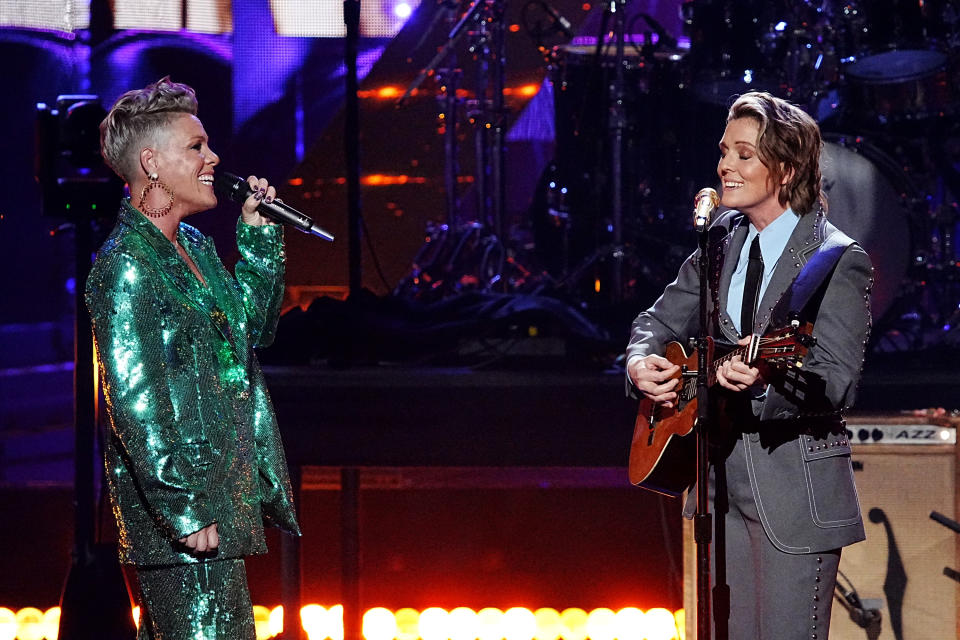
[693,187,719,230]
[214,171,334,241]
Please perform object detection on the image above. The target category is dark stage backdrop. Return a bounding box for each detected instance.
[0,0,686,325]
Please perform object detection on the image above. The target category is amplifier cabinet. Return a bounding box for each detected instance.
[683,416,959,640]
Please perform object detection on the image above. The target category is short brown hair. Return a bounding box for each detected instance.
[100,76,198,182]
[727,92,825,215]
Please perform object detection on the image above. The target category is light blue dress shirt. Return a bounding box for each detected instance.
[727,208,801,335]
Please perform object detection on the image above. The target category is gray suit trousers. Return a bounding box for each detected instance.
[711,436,840,640]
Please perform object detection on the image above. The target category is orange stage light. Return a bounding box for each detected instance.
[0,605,684,640]
[377,86,402,99]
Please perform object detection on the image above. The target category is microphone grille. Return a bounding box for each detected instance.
[695,187,719,208]
[213,171,243,199]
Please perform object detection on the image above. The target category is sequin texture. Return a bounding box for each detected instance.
[86,200,300,568]
[135,558,256,639]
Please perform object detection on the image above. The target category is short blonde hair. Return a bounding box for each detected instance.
[727,92,825,215]
[100,76,198,182]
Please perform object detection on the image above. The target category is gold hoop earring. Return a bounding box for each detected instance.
[139,172,175,218]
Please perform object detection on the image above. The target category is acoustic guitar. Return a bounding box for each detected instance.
[628,321,816,496]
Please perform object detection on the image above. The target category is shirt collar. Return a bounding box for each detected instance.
[745,208,801,273]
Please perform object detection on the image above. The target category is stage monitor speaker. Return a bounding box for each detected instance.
[683,415,960,640]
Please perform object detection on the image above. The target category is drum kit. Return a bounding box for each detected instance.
[537,0,960,349]
[394,0,959,350]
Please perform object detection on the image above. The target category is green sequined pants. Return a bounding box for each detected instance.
[135,558,256,640]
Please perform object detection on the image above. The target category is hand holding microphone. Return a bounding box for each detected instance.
[215,171,334,241]
[237,175,278,226]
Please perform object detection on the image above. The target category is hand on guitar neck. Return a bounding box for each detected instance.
[715,335,765,392]
[628,335,765,407]
[627,321,816,494]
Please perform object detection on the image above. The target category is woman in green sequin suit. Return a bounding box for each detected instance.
[85,77,300,639]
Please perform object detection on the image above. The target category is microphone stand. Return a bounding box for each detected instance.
[345,0,362,296]
[607,0,626,302]
[397,0,508,291]
[397,0,464,228]
[470,4,492,237]
[397,0,487,107]
[396,0,483,230]
[490,0,507,254]
[694,216,712,639]
[438,64,461,228]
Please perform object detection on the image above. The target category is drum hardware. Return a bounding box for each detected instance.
[682,0,786,106]
[393,220,549,301]
[520,0,576,60]
[536,0,696,305]
[607,0,629,303]
[397,0,509,236]
[897,197,960,351]
[826,0,960,128]
[538,19,722,303]
[436,66,463,228]
[824,128,960,353]
[397,0,513,299]
[812,134,935,350]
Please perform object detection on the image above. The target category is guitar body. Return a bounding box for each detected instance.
[627,322,815,497]
[628,340,707,497]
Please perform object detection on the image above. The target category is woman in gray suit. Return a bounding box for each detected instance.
[626,91,872,639]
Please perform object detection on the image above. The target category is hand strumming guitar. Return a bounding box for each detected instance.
[716,335,766,392]
[628,354,681,408]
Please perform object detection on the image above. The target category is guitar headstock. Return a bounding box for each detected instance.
[754,321,816,369]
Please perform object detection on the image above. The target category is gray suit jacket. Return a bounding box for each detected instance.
[626,207,872,553]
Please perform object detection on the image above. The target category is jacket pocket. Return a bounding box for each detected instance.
[799,437,861,527]
[178,440,215,470]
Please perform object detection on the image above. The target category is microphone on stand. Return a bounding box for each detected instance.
[693,187,719,230]
[539,1,574,38]
[214,171,334,241]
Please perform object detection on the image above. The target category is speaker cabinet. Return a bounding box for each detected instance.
[683,416,960,640]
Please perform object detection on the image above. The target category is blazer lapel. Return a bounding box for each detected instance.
[716,217,748,342]
[755,209,825,335]
[119,201,238,354]
[177,228,242,358]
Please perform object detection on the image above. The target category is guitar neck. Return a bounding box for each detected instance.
[707,334,763,383]
[706,324,813,381]
[710,341,751,375]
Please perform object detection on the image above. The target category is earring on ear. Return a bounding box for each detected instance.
[139,172,175,217]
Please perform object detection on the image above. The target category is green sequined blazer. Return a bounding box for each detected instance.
[86,200,301,567]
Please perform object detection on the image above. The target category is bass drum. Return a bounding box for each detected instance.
[820,137,912,320]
